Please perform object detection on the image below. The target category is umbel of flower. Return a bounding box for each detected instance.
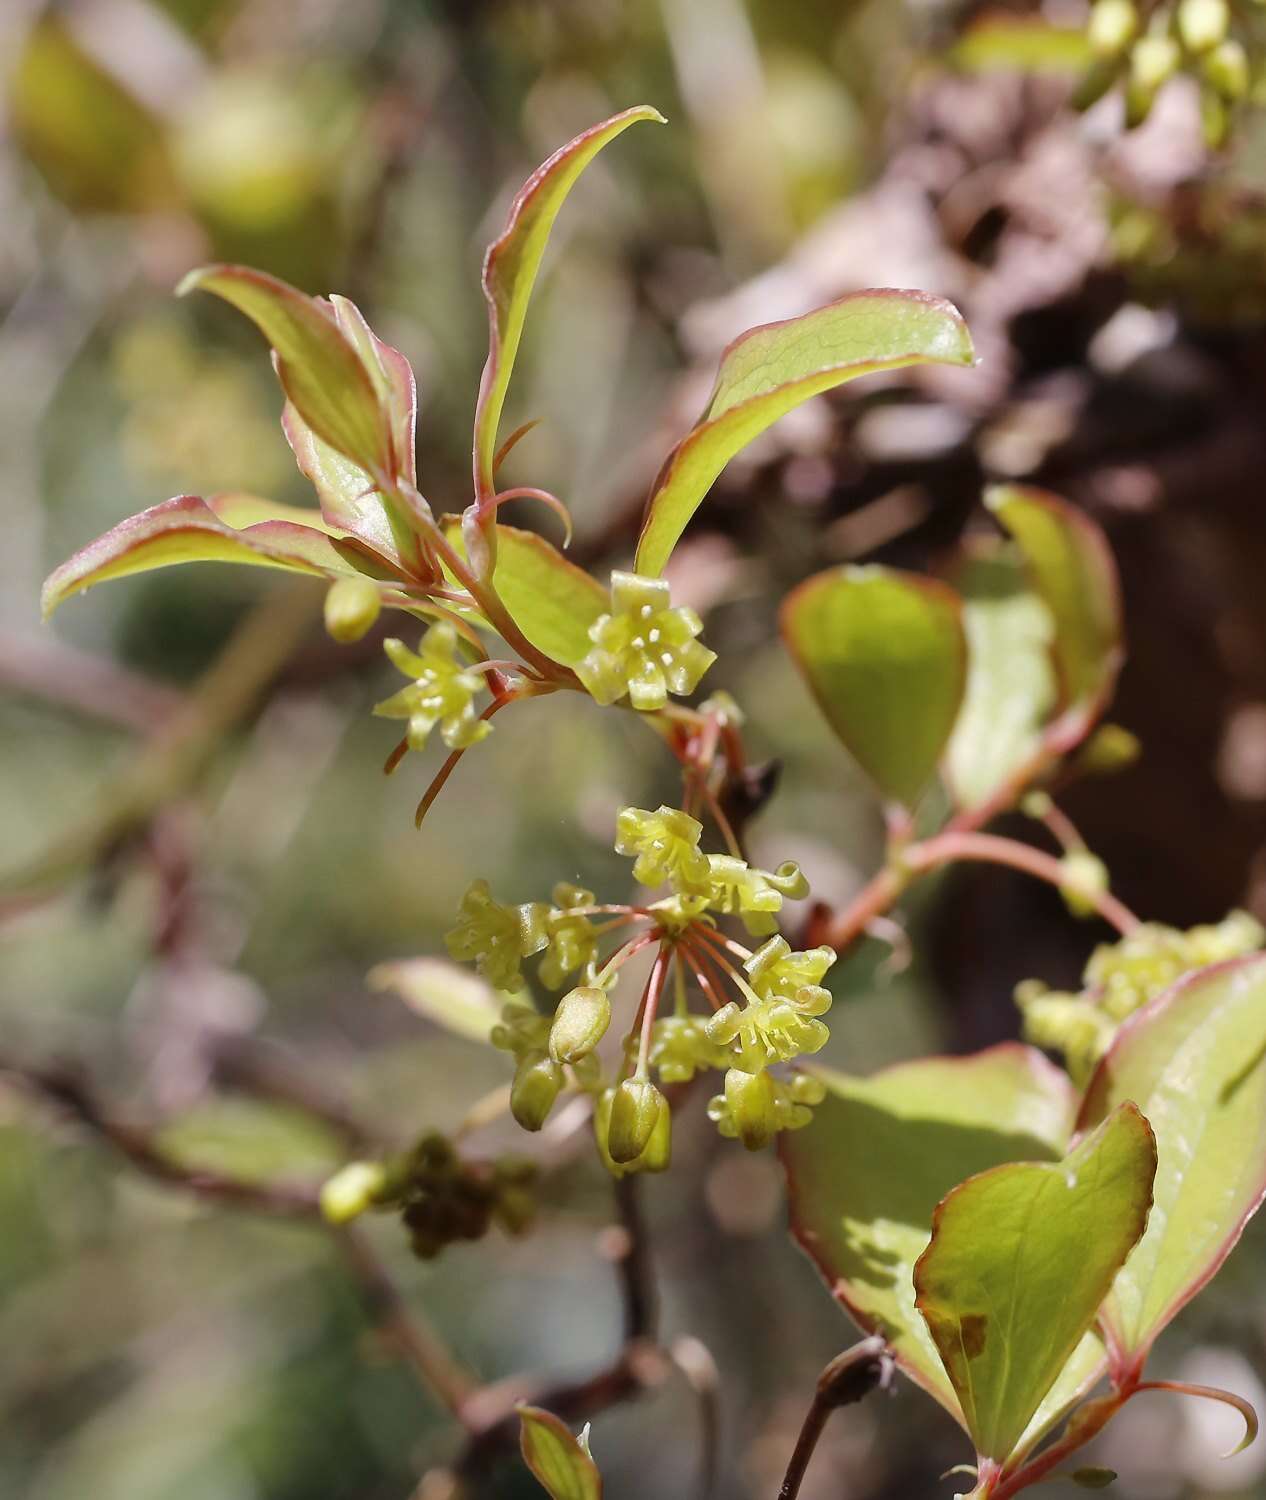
[446,879,548,991]
[1016,909,1265,1085]
[374,622,491,754]
[577,571,716,712]
[706,936,837,1072]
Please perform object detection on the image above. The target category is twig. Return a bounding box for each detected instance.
[778,1338,892,1500]
[614,1174,657,1343]
[0,1050,321,1218]
[334,1224,480,1421]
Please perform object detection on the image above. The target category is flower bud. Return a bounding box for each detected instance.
[1087,0,1139,57]
[1203,37,1250,98]
[1131,33,1182,91]
[725,1067,778,1151]
[1071,1469,1119,1490]
[639,1097,673,1173]
[1059,851,1110,919]
[607,1078,665,1164]
[1077,723,1141,775]
[1178,0,1230,54]
[548,986,612,1064]
[510,1052,564,1132]
[323,575,382,643]
[320,1160,388,1224]
[493,1185,537,1235]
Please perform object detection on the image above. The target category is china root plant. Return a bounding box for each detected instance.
[39,106,1266,1500]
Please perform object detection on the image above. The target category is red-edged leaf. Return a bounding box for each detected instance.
[178,264,392,479]
[1078,953,1266,1381]
[781,564,968,810]
[985,485,1123,744]
[635,290,975,576]
[782,1045,1078,1426]
[473,105,665,498]
[41,494,391,618]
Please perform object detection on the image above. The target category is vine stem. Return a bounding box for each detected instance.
[814,828,1139,952]
[907,831,1141,935]
[778,1338,892,1500]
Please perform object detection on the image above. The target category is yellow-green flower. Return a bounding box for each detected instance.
[446,881,548,991]
[374,622,491,752]
[540,883,599,989]
[577,571,715,712]
[615,805,710,892]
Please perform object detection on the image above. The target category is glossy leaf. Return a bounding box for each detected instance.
[282,294,420,568]
[986,485,1123,731]
[179,264,391,479]
[367,957,505,1045]
[914,1103,1156,1465]
[1079,954,1266,1376]
[635,289,974,576]
[782,1045,1078,1423]
[474,106,665,496]
[944,542,1057,809]
[781,564,967,809]
[444,522,608,667]
[518,1405,602,1500]
[41,494,384,618]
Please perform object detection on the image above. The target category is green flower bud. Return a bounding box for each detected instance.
[639,1097,672,1173]
[1071,1468,1119,1489]
[1132,34,1181,89]
[1178,0,1230,54]
[607,1078,665,1164]
[1203,37,1250,99]
[510,1052,564,1132]
[1077,724,1142,776]
[324,575,382,643]
[724,1067,778,1151]
[320,1160,388,1224]
[492,1185,537,1235]
[1087,0,1139,56]
[548,986,612,1063]
[1059,851,1111,919]
[1127,34,1181,124]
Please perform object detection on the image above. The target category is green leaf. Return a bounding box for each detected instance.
[474,105,665,496]
[1079,954,1266,1377]
[943,541,1057,809]
[179,264,392,479]
[443,522,608,667]
[780,564,968,809]
[281,294,421,569]
[635,289,974,576]
[518,1405,602,1500]
[367,957,507,1045]
[782,1045,1078,1425]
[914,1103,1155,1466]
[986,485,1123,735]
[41,494,387,619]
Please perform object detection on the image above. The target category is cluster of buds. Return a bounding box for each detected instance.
[577,571,716,712]
[374,621,492,755]
[320,1131,537,1260]
[442,804,838,1173]
[1081,0,1256,141]
[1018,909,1264,1083]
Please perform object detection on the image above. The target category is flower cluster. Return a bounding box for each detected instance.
[1082,0,1251,140]
[577,571,716,712]
[441,805,838,1172]
[320,1131,537,1260]
[374,622,492,755]
[1018,909,1264,1084]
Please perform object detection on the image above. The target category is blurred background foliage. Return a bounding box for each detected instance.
[8,1,1266,1497]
